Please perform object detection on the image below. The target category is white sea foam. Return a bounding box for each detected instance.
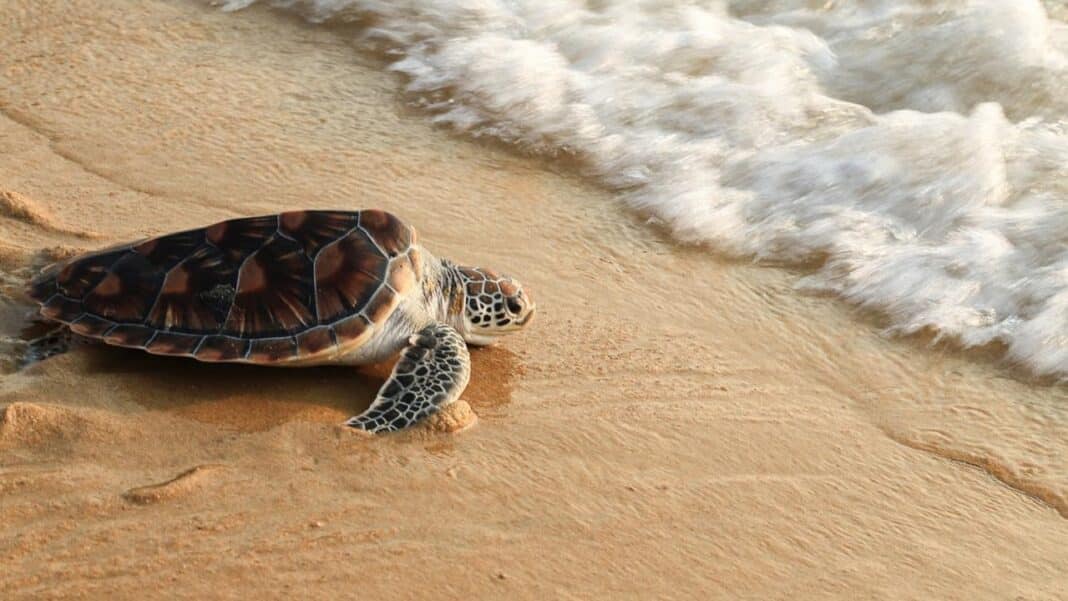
[225,0,1068,376]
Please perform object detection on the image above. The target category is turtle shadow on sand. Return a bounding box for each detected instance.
[18,329,523,433]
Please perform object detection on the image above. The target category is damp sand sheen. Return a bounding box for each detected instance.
[0,1,1066,599]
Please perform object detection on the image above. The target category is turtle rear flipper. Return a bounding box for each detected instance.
[18,321,74,368]
[346,323,471,433]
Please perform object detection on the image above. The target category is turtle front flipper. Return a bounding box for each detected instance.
[346,323,471,433]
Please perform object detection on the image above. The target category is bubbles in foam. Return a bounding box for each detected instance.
[226,0,1068,377]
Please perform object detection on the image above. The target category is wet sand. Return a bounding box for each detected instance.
[1,1,1066,599]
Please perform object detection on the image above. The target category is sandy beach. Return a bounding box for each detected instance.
[1,1,1067,599]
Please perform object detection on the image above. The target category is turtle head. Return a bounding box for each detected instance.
[452,266,535,346]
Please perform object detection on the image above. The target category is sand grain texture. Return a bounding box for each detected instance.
[0,1,1066,600]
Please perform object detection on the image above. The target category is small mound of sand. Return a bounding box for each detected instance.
[425,400,477,433]
[0,401,127,449]
[123,465,227,505]
[0,189,53,227]
[0,189,97,238]
[0,401,81,448]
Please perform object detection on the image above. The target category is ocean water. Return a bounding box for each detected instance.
[225,0,1068,377]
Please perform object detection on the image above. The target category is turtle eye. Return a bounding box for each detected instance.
[505,297,522,315]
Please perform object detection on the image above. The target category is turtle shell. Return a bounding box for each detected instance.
[28,210,423,364]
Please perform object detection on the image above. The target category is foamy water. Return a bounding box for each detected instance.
[225,0,1068,377]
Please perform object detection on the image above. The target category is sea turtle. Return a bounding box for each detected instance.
[25,209,535,432]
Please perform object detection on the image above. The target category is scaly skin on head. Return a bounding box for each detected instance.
[426,257,535,346]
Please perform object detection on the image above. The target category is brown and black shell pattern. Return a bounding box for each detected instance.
[28,210,424,364]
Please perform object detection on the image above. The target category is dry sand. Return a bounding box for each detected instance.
[1,1,1066,599]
